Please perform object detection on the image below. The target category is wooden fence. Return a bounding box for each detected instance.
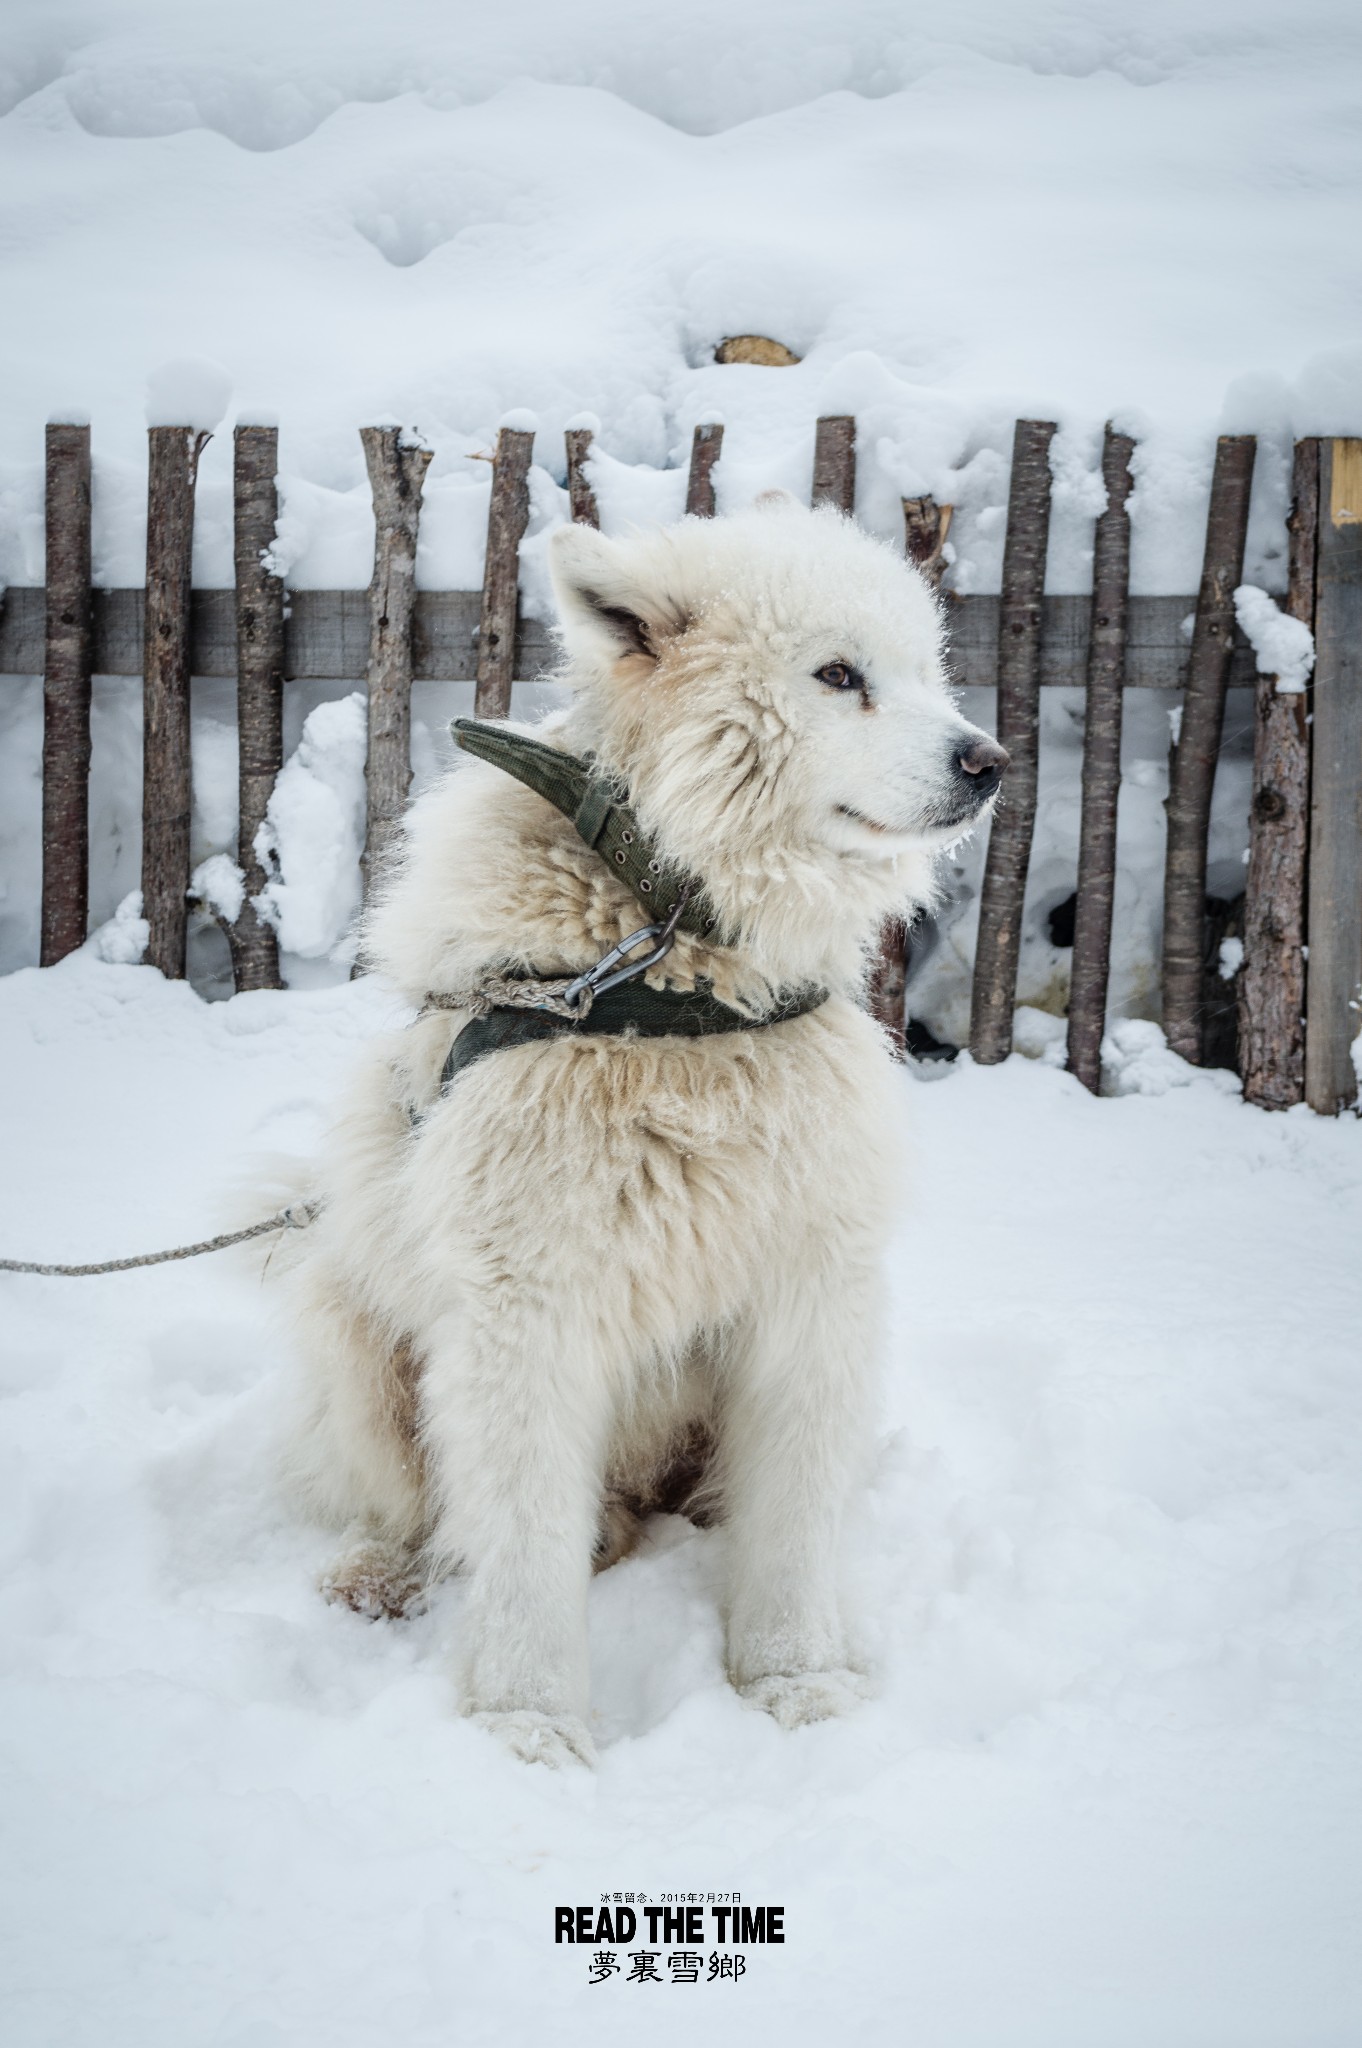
[3,418,1360,1114]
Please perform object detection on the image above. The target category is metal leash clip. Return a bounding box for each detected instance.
[562,883,694,1012]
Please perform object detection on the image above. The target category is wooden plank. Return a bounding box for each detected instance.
[475,426,534,719]
[868,494,955,1056]
[0,586,1259,688]
[1239,438,1317,1110]
[811,416,855,513]
[565,428,600,527]
[686,423,723,517]
[40,424,93,965]
[1161,435,1257,1063]
[359,427,432,891]
[230,425,284,991]
[1305,437,1362,1113]
[1066,426,1137,1093]
[969,419,1058,1064]
[142,425,208,980]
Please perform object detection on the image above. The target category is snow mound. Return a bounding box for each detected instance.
[1234,583,1316,692]
[253,693,367,960]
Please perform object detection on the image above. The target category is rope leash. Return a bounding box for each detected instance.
[0,1201,320,1278]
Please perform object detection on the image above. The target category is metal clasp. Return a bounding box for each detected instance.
[561,884,693,1011]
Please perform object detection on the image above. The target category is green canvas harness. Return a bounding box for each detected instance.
[436,719,828,1088]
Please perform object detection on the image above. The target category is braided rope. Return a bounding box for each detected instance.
[423,976,595,1022]
[0,1201,321,1278]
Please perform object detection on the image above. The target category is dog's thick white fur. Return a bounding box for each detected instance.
[282,497,1003,1767]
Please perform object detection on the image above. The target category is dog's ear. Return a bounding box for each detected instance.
[549,525,689,674]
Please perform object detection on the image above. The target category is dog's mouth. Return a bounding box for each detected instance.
[836,803,901,836]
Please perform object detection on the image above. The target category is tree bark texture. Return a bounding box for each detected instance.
[868,496,955,1053]
[142,425,208,980]
[1305,437,1362,1114]
[474,426,533,720]
[229,425,284,991]
[685,423,723,518]
[1160,435,1257,1063]
[40,424,93,965]
[360,427,433,888]
[811,416,856,513]
[1238,438,1317,1109]
[1065,426,1136,1093]
[902,496,953,584]
[968,420,1058,1064]
[565,428,600,527]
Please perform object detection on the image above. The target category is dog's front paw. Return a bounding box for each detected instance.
[738,1668,871,1729]
[320,1541,426,1621]
[471,1709,597,1769]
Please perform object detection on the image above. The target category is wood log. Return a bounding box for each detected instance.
[903,496,953,584]
[1239,438,1318,1109]
[0,587,1265,690]
[359,426,433,889]
[229,425,284,990]
[868,495,955,1054]
[474,425,534,719]
[968,419,1058,1064]
[565,428,600,528]
[142,425,208,980]
[714,335,800,366]
[1161,435,1257,1063]
[1305,437,1362,1113]
[685,423,723,518]
[811,416,856,514]
[40,424,93,965]
[1066,426,1136,1093]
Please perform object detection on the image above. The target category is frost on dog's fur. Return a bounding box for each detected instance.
[282,498,1003,1765]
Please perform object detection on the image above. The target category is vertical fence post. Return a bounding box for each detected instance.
[1160,435,1256,1063]
[142,424,208,980]
[685,423,724,518]
[969,419,1058,1064]
[229,425,285,990]
[1305,437,1362,1114]
[475,426,534,720]
[811,416,856,513]
[565,428,600,528]
[1239,439,1318,1108]
[40,423,93,966]
[867,495,954,1055]
[1066,426,1137,1093]
[359,427,432,894]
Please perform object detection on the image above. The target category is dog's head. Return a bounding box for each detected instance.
[549,496,1006,978]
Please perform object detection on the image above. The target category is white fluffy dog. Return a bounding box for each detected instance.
[283,495,1006,1766]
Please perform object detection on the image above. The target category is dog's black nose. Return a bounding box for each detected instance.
[954,737,1009,802]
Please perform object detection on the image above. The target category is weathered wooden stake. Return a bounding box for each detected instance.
[142,424,208,980]
[359,426,433,889]
[565,428,600,528]
[685,423,723,518]
[475,426,534,719]
[811,416,856,513]
[40,423,93,965]
[1239,438,1318,1108]
[867,495,955,1054]
[969,419,1058,1064]
[1066,426,1137,1093]
[903,496,953,584]
[229,425,284,990]
[1161,434,1257,1063]
[1305,437,1362,1114]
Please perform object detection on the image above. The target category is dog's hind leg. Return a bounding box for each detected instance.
[720,1266,879,1728]
[321,1520,427,1620]
[421,1305,616,1767]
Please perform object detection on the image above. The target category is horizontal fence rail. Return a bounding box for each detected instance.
[0,586,1263,690]
[3,415,1358,1114]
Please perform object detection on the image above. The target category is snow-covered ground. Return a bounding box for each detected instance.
[1,957,1360,2047]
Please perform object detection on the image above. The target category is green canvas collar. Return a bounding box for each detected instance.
[452,717,730,943]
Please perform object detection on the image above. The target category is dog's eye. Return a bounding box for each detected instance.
[815,660,864,692]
